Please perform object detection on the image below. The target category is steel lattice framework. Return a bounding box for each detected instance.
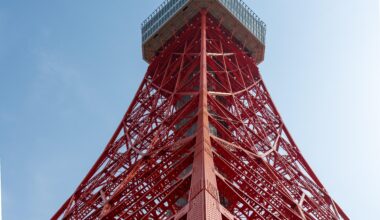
[52,5,348,220]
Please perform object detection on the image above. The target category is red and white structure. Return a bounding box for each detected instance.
[52,0,348,219]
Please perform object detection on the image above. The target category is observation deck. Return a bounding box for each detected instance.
[141,0,266,64]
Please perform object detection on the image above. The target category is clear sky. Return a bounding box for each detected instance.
[0,0,379,219]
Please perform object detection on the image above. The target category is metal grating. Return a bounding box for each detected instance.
[218,0,266,44]
[141,0,266,44]
[141,0,189,43]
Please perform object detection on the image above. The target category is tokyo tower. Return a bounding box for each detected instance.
[52,0,348,219]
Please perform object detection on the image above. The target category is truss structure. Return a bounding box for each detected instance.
[52,10,348,220]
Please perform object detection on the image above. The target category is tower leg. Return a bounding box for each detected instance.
[187,9,222,220]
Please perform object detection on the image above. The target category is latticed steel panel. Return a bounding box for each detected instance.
[141,0,266,64]
[52,2,348,220]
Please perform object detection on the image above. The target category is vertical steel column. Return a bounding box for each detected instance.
[187,9,222,220]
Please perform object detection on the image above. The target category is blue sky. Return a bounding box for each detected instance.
[0,0,379,219]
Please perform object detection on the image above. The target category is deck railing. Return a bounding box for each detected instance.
[141,0,189,43]
[141,0,266,44]
[218,0,266,44]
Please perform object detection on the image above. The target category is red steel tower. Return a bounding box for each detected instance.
[52,0,348,219]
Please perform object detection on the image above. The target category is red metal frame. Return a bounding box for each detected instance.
[52,11,348,220]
